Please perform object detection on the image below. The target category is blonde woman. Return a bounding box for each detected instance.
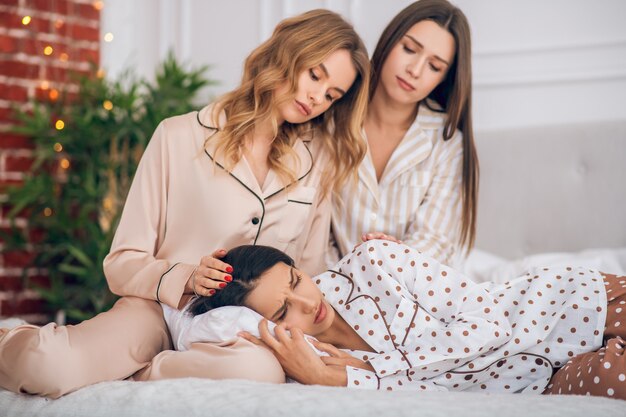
[0,9,370,397]
[332,0,478,267]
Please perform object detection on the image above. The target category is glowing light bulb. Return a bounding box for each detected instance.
[44,46,54,56]
[103,32,114,42]
[49,89,59,100]
[40,80,50,90]
[60,158,70,169]
[59,53,69,62]
[93,1,104,11]
[43,207,53,217]
[22,16,31,25]
[96,68,105,78]
[103,100,113,111]
[53,143,63,152]
[55,120,65,130]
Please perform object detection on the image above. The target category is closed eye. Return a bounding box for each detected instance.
[274,268,302,322]
[429,63,443,72]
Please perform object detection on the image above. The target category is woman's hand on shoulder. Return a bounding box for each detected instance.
[184,248,233,296]
[357,232,402,249]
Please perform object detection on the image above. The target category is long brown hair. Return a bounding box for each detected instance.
[370,0,478,251]
[209,9,370,196]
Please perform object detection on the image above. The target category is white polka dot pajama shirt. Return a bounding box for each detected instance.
[315,240,623,399]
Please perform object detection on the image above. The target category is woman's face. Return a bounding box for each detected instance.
[274,49,357,124]
[244,262,335,337]
[378,20,455,105]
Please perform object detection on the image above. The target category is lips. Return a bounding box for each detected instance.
[295,100,312,116]
[396,76,416,91]
[314,301,327,324]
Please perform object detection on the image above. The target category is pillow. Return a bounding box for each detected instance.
[162,303,326,356]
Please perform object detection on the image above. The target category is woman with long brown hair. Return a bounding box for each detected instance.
[0,9,370,397]
[332,0,478,267]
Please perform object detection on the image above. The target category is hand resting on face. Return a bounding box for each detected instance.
[162,304,327,356]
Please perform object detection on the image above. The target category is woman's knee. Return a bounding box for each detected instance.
[0,323,80,397]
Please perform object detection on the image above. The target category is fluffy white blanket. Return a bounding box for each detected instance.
[1,378,625,417]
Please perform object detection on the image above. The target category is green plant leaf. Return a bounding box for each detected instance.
[2,52,215,323]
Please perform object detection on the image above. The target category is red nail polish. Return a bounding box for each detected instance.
[209,289,216,295]
[219,282,227,288]
[224,275,232,282]
[225,266,233,273]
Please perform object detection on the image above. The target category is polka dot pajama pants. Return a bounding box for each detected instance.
[544,273,626,399]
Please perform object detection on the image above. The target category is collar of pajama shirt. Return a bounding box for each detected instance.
[197,104,315,199]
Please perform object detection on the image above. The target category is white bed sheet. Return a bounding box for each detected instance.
[463,247,626,283]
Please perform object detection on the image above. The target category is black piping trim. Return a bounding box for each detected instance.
[264,141,314,201]
[198,110,265,244]
[157,262,181,303]
[203,149,265,245]
[198,110,312,243]
[287,199,313,205]
[196,110,219,130]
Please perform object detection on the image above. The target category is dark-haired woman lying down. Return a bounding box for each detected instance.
[167,241,625,399]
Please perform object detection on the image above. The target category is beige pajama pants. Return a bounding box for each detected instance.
[544,273,626,399]
[0,296,285,398]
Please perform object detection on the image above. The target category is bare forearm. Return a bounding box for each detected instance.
[291,365,347,387]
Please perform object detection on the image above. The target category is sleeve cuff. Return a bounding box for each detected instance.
[157,262,196,308]
[368,349,410,377]
[346,367,379,389]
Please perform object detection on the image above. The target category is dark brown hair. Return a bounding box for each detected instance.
[370,0,478,251]
[187,245,294,316]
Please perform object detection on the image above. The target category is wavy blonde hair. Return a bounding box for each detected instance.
[208,9,369,196]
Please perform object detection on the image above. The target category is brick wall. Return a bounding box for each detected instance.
[0,0,101,323]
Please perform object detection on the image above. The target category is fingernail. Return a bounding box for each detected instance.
[224,275,232,282]
[209,289,216,295]
[219,282,227,288]
[225,266,233,273]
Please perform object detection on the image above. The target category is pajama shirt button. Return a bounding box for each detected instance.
[251,217,260,225]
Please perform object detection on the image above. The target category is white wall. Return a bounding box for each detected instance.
[101,0,626,131]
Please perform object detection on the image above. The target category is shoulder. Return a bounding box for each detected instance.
[161,103,217,134]
[299,127,332,167]
[416,100,463,157]
[416,99,446,129]
[150,104,218,151]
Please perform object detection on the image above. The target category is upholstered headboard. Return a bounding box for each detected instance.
[474,120,626,259]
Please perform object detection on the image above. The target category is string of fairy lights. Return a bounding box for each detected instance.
[16,1,114,218]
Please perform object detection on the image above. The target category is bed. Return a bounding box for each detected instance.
[2,120,626,416]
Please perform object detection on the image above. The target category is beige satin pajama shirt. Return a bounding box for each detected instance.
[0,104,332,397]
